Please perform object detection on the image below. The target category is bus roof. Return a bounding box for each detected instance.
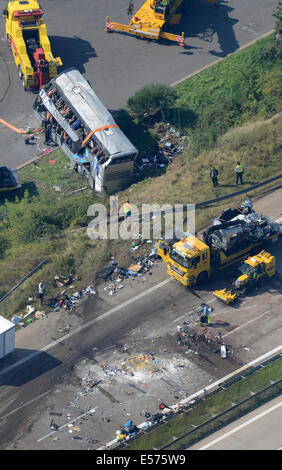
[53,69,137,157]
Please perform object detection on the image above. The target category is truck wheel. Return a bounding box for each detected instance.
[196,271,208,286]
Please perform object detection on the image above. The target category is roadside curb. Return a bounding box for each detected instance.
[16,147,58,171]
[170,30,275,88]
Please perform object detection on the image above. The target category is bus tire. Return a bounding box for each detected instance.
[18,65,23,79]
[88,175,95,190]
[196,271,208,286]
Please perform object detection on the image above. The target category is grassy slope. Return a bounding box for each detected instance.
[118,112,282,209]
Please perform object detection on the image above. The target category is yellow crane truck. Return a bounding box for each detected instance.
[2,0,62,91]
[213,251,275,304]
[105,0,218,47]
[157,198,280,287]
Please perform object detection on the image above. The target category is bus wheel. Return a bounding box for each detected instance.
[18,65,23,79]
[22,77,26,90]
[196,271,208,286]
[88,175,95,190]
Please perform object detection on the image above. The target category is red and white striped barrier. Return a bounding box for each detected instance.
[176,36,185,47]
[105,23,114,32]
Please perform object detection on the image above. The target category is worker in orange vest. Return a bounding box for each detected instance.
[123,199,132,220]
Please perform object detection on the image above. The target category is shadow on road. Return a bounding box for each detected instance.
[49,35,97,74]
[0,350,62,386]
[174,0,240,56]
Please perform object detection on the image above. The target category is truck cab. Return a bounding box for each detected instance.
[3,0,62,90]
[158,235,211,287]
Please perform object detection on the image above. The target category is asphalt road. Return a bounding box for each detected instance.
[0,188,281,450]
[190,395,282,450]
[0,0,278,168]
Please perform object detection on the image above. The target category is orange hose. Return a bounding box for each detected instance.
[81,124,119,147]
[0,117,27,134]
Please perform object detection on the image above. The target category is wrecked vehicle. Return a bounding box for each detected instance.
[158,197,281,287]
[0,166,21,193]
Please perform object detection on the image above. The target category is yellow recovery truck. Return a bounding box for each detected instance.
[213,251,275,304]
[157,197,280,287]
[3,0,62,91]
[105,0,218,47]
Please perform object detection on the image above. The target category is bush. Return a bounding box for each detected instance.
[0,233,10,260]
[127,83,178,122]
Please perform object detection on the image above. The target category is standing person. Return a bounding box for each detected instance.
[38,281,46,306]
[210,166,218,187]
[234,161,245,185]
[127,2,134,15]
[123,199,132,221]
[44,123,51,145]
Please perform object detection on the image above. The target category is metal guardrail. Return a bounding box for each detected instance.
[116,353,282,451]
[161,377,282,450]
[68,173,282,237]
[113,173,282,223]
[0,260,47,304]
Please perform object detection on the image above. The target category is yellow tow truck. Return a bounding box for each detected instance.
[157,198,280,287]
[105,0,218,47]
[2,0,62,91]
[213,251,275,304]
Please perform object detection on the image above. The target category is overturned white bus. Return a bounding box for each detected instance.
[33,68,138,193]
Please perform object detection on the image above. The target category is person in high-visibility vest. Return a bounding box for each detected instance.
[234,161,245,185]
[123,199,132,220]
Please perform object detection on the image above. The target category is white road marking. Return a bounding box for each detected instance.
[222,310,271,338]
[0,278,173,378]
[173,298,216,323]
[0,390,51,421]
[198,400,282,450]
[37,407,98,443]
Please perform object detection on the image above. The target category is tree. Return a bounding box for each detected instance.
[273,1,282,37]
[127,83,178,122]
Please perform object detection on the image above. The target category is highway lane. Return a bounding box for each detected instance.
[0,269,215,448]
[0,0,278,167]
[190,395,282,450]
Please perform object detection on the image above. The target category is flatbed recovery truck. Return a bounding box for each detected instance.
[105,0,218,46]
[157,197,281,287]
[3,0,62,91]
